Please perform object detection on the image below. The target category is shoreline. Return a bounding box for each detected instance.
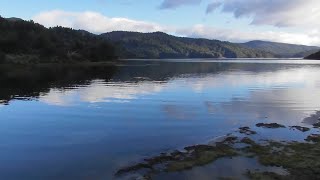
[115,122,320,180]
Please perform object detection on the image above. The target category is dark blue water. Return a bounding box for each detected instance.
[1,59,320,179]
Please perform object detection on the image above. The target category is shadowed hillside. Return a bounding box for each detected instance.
[101,31,275,59]
[0,16,117,64]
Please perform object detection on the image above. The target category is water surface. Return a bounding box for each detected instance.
[1,59,320,179]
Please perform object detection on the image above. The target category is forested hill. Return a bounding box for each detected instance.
[240,40,319,58]
[101,31,275,59]
[0,16,117,63]
[305,50,320,60]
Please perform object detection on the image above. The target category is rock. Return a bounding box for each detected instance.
[305,134,320,142]
[239,127,257,135]
[240,137,256,145]
[313,122,320,128]
[256,123,286,129]
[290,126,310,132]
[115,163,152,176]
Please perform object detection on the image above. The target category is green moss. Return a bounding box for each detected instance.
[244,136,320,179]
[166,144,238,172]
[115,144,238,176]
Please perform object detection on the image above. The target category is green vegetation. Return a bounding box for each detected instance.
[305,50,320,60]
[166,144,238,172]
[240,40,320,58]
[101,31,276,59]
[0,16,117,63]
[243,135,320,180]
[116,142,238,177]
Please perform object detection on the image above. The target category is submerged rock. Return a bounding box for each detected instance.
[289,126,310,132]
[115,140,238,177]
[115,163,152,176]
[240,137,256,145]
[305,134,320,142]
[239,127,257,135]
[256,123,286,129]
[313,122,320,128]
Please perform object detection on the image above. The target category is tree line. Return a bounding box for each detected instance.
[0,16,117,63]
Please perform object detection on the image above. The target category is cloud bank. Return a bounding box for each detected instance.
[178,25,320,45]
[32,10,320,46]
[33,10,167,34]
[206,0,320,27]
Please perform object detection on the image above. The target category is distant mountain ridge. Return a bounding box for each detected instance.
[240,40,319,58]
[101,31,275,59]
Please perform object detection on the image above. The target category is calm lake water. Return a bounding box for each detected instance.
[1,59,320,180]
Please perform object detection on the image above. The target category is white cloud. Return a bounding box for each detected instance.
[206,0,320,27]
[177,24,320,45]
[32,10,320,46]
[33,10,168,34]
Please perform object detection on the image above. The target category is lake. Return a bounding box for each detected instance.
[1,59,320,180]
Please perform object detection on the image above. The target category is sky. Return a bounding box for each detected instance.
[0,0,320,46]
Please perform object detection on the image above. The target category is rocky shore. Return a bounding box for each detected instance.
[115,122,320,180]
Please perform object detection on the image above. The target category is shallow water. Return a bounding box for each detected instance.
[1,59,320,179]
[153,157,288,180]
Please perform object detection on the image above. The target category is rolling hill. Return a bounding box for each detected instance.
[240,40,319,58]
[101,31,275,59]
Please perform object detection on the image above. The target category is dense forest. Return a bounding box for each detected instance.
[305,50,320,60]
[240,40,319,58]
[101,31,275,59]
[0,16,117,63]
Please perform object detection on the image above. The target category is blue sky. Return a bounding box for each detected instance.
[1,0,319,45]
